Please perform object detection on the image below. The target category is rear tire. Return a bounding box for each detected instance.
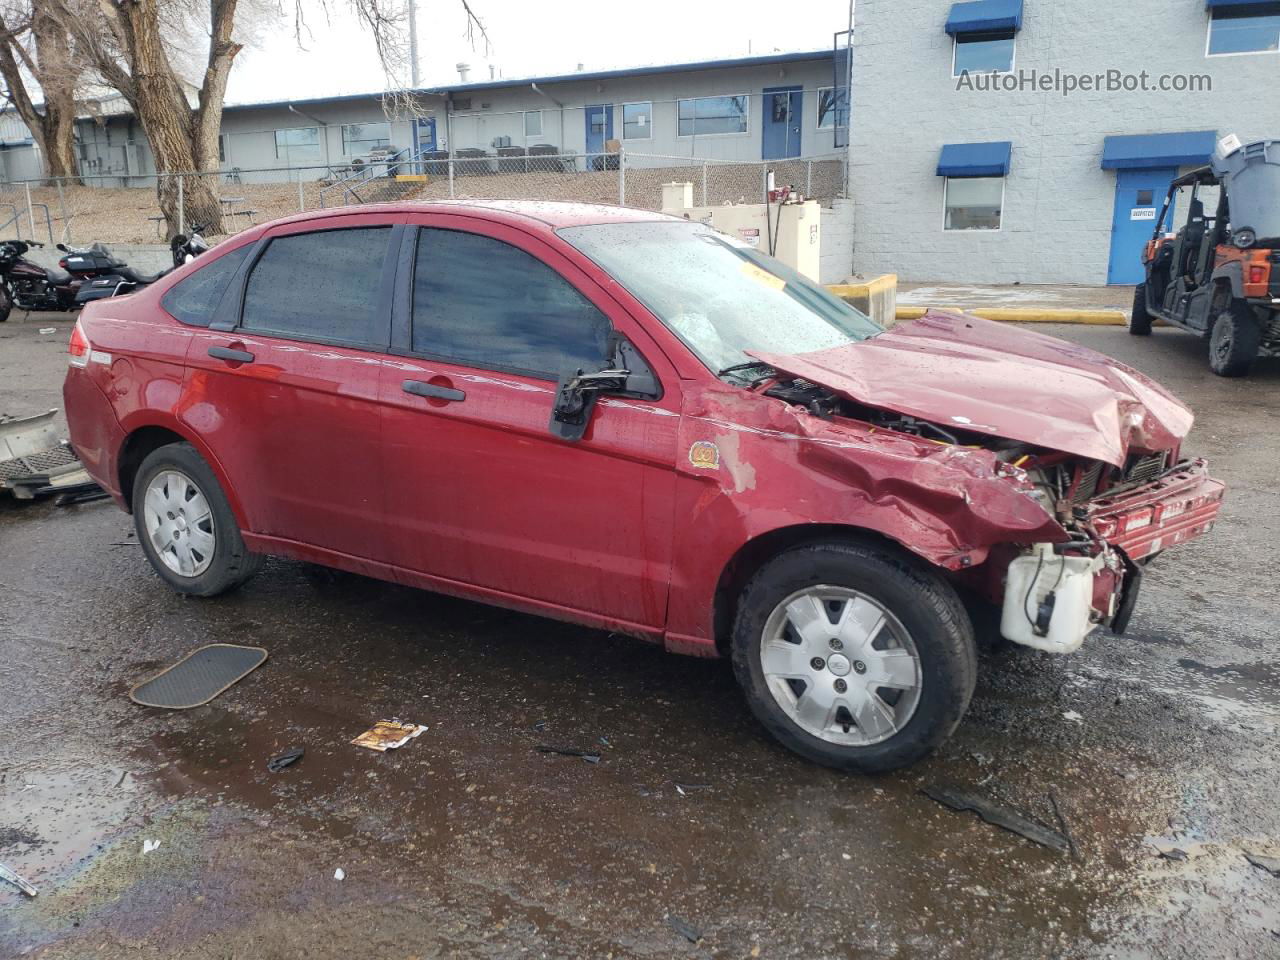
[131,442,263,597]
[1208,299,1261,378]
[0,283,11,323]
[730,541,976,774]
[1129,283,1152,336]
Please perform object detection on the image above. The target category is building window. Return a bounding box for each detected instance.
[953,30,1016,74]
[944,177,1004,231]
[274,126,321,162]
[1207,3,1280,55]
[816,87,848,129]
[342,122,391,156]
[623,102,652,140]
[523,111,543,138]
[218,134,226,163]
[677,96,748,137]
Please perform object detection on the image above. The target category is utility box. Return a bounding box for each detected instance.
[663,192,822,282]
[662,181,694,211]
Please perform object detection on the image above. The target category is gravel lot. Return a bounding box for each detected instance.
[1,311,1278,959]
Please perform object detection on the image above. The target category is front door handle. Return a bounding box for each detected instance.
[403,379,465,402]
[208,345,255,364]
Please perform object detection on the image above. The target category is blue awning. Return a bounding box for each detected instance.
[1100,131,1218,170]
[945,0,1024,35]
[937,141,1012,178]
[1206,0,1275,8]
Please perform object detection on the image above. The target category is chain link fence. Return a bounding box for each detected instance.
[0,151,846,247]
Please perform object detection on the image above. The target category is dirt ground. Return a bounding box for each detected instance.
[1,312,1278,959]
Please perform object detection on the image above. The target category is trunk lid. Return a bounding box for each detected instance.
[752,311,1193,466]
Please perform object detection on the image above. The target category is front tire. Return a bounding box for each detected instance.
[731,541,976,773]
[1208,299,1261,377]
[132,442,263,597]
[1129,283,1152,336]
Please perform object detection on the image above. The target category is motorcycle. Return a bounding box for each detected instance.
[74,223,210,305]
[0,238,142,321]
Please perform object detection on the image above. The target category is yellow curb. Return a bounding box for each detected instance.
[894,305,1127,325]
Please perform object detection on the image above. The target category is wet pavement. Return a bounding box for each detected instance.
[2,313,1279,958]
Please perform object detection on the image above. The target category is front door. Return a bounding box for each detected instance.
[762,86,803,160]
[584,104,613,169]
[182,214,401,561]
[378,217,680,631]
[1107,167,1178,285]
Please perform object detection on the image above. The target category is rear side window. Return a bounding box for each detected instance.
[411,228,611,379]
[161,245,250,326]
[241,227,391,345]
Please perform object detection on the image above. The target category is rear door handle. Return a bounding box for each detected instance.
[208,345,255,363]
[402,379,465,402]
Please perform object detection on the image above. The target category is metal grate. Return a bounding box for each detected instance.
[1125,453,1167,486]
[1071,461,1104,504]
[0,444,79,481]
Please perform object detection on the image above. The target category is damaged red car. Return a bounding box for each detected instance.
[63,201,1226,772]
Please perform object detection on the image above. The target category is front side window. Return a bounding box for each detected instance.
[816,87,848,129]
[953,30,1017,74]
[1208,3,1280,54]
[559,221,880,376]
[241,227,391,345]
[944,176,1004,231]
[677,96,748,137]
[411,228,612,379]
[342,122,391,155]
[275,126,321,162]
[162,244,250,326]
[524,111,543,137]
[623,102,652,140]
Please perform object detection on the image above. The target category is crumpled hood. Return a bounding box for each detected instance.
[752,311,1194,466]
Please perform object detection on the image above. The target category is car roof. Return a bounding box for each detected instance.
[253,199,681,234]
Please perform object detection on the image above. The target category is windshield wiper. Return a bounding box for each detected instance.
[718,359,776,384]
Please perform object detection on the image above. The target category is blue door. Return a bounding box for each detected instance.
[413,117,437,153]
[762,86,803,160]
[1107,167,1178,285]
[585,104,614,170]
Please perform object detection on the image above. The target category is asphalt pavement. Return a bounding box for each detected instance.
[1,311,1278,959]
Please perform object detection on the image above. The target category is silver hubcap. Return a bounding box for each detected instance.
[144,469,215,577]
[759,586,923,747]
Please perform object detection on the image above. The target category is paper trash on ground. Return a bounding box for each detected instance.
[351,720,428,752]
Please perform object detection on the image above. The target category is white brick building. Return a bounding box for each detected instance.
[848,0,1280,285]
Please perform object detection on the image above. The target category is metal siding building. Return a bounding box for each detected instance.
[848,0,1280,285]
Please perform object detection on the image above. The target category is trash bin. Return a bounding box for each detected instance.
[1213,139,1280,242]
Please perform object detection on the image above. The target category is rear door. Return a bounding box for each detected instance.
[377,215,681,632]
[182,213,403,561]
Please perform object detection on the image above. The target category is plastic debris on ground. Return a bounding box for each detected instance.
[334,868,346,881]
[351,720,427,752]
[267,747,305,772]
[1246,853,1280,877]
[675,783,711,796]
[0,862,38,897]
[141,839,161,854]
[536,745,601,764]
[667,915,702,943]
[38,327,56,335]
[921,786,1070,853]
[1062,711,1084,723]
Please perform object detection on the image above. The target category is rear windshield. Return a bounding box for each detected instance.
[557,220,881,375]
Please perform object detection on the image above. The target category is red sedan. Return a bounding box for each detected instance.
[63,200,1225,772]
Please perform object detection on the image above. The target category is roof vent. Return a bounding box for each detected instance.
[456,62,471,82]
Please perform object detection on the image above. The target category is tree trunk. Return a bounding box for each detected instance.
[31,6,81,184]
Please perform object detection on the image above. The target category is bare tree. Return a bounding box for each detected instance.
[0,0,82,181]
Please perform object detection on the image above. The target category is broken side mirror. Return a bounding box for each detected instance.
[549,366,630,442]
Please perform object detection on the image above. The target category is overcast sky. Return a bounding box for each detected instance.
[224,0,851,105]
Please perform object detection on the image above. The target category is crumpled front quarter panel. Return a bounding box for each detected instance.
[664,384,1065,654]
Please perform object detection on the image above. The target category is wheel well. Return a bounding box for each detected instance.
[117,426,186,510]
[711,525,922,656]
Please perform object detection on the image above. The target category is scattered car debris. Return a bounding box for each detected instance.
[0,410,94,502]
[38,327,55,335]
[130,644,268,710]
[531,720,547,732]
[675,783,711,796]
[141,839,161,854]
[537,745,601,764]
[1246,853,1280,877]
[1048,788,1079,860]
[333,868,346,881]
[667,915,702,943]
[0,861,37,897]
[1159,847,1189,862]
[53,481,110,506]
[351,720,427,752]
[267,747,305,773]
[1062,711,1084,724]
[921,786,1070,853]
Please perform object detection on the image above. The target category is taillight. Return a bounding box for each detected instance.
[58,258,68,269]
[68,320,90,367]
[1248,264,1269,285]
